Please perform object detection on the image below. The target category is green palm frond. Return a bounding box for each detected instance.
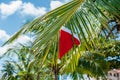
[1,0,120,79]
[61,50,108,77]
[3,0,120,53]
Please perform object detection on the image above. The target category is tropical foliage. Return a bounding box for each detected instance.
[1,0,120,80]
[1,61,15,80]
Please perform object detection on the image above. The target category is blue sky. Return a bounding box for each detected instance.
[0,0,70,77]
[0,0,120,58]
[0,0,119,79]
[0,0,70,56]
[0,0,68,35]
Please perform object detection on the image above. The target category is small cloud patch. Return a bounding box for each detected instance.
[0,1,47,18]
[50,1,63,10]
[0,29,10,42]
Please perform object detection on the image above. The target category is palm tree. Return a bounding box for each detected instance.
[3,0,120,79]
[60,42,109,79]
[98,40,120,69]
[0,44,35,80]
[1,61,16,80]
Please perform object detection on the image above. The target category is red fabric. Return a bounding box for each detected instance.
[59,29,80,59]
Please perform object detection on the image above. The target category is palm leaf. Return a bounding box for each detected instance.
[2,0,120,79]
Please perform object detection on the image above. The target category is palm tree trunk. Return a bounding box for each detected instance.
[36,72,40,80]
[53,65,59,80]
[53,69,59,80]
[54,73,58,80]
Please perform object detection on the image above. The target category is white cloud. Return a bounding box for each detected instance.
[0,1,47,18]
[0,35,32,56]
[0,45,10,56]
[0,0,22,18]
[21,2,46,17]
[0,29,10,42]
[14,35,31,44]
[50,1,63,10]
